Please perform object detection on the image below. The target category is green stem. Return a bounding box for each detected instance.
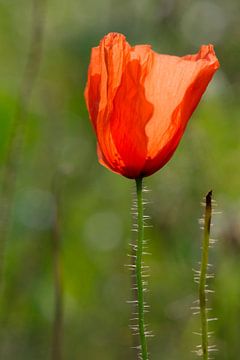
[135,178,148,360]
[199,191,212,360]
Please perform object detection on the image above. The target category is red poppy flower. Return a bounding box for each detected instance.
[85,32,219,179]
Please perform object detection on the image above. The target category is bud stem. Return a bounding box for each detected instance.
[199,191,212,360]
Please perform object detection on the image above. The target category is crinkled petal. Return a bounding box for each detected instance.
[95,35,154,178]
[141,45,219,176]
[108,45,154,178]
[84,47,101,129]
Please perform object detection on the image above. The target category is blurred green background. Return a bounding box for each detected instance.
[0,0,240,359]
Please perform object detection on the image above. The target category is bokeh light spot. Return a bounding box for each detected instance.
[15,188,56,230]
[84,211,122,251]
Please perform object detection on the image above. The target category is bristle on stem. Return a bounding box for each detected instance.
[127,178,150,360]
[194,190,217,360]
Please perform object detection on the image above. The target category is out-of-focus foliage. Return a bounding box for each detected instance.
[0,0,240,359]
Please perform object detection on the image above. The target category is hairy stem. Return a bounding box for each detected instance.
[199,191,212,360]
[135,178,148,360]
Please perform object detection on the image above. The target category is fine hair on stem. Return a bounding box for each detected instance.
[127,178,152,360]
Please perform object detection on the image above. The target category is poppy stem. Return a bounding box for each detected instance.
[135,178,148,360]
[199,191,212,360]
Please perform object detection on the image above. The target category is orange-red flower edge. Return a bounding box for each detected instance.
[85,32,220,179]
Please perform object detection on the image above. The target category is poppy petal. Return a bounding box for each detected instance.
[84,33,220,178]
[143,45,219,161]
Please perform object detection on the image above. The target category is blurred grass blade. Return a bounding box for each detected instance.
[0,0,47,287]
[51,174,64,360]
